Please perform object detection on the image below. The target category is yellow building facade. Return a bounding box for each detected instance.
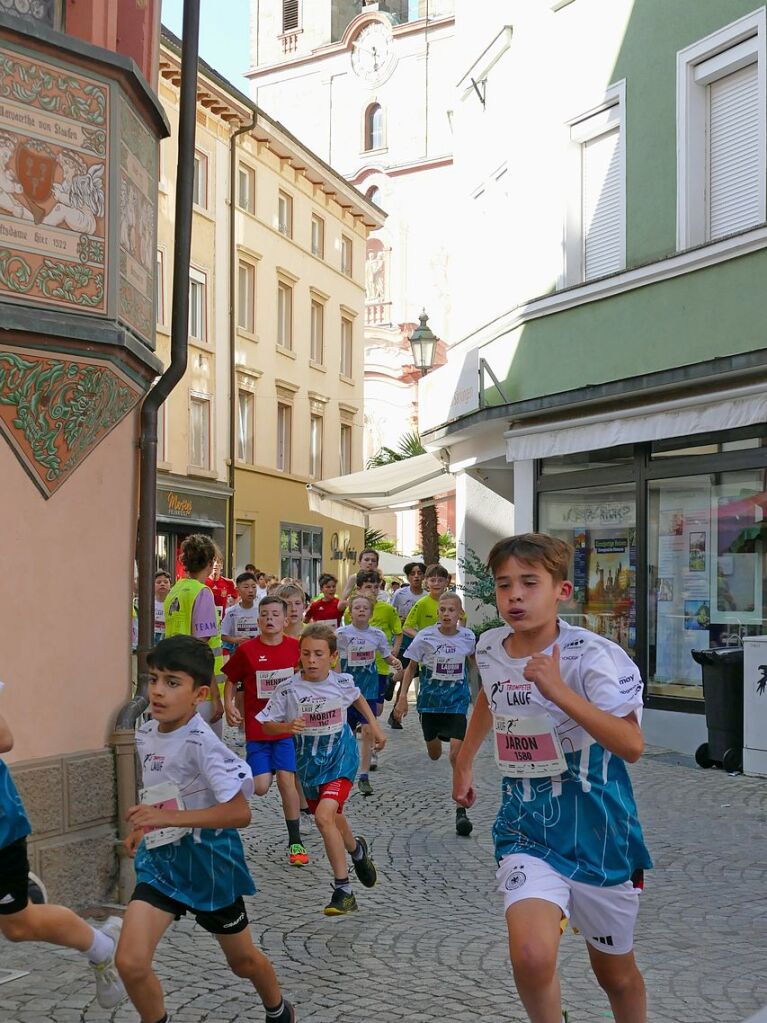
[156,31,383,592]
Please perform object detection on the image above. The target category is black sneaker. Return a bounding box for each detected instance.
[264,1000,295,1023]
[324,887,358,916]
[351,835,377,888]
[456,808,473,837]
[384,678,396,701]
[387,710,403,730]
[358,776,373,796]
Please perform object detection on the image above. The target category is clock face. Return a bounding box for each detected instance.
[351,22,393,82]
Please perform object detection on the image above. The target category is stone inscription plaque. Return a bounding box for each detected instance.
[119,97,156,343]
[0,44,108,312]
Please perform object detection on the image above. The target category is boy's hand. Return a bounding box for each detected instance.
[126,803,173,829]
[287,717,305,735]
[452,764,476,808]
[371,727,387,751]
[389,657,402,673]
[393,698,408,721]
[523,645,567,703]
[225,702,242,727]
[124,829,144,858]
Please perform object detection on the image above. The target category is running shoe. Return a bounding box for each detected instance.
[89,916,126,1009]
[351,835,377,888]
[323,887,358,916]
[288,843,309,866]
[456,808,473,837]
[387,710,403,730]
[369,750,378,771]
[265,1001,295,1023]
[358,776,373,796]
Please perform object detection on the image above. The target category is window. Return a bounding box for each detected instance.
[311,214,325,258]
[237,260,255,333]
[189,270,207,342]
[567,86,625,283]
[310,299,324,364]
[277,280,293,350]
[235,521,253,572]
[280,524,323,598]
[340,423,352,475]
[365,185,383,209]
[341,234,353,277]
[277,402,292,472]
[278,190,293,237]
[364,103,384,151]
[192,150,207,209]
[677,11,766,248]
[156,249,165,325]
[340,316,353,376]
[189,395,210,469]
[237,390,254,463]
[282,0,299,32]
[238,163,255,213]
[309,414,323,479]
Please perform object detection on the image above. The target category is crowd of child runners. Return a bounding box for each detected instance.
[1,531,652,1023]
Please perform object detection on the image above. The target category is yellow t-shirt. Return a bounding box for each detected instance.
[403,594,440,633]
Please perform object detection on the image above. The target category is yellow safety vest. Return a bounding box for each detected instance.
[163,578,223,697]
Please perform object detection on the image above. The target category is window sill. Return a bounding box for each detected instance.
[188,336,212,350]
[311,248,325,260]
[236,327,258,342]
[361,145,388,158]
[186,465,218,480]
[309,360,326,372]
[339,373,355,385]
[276,344,297,359]
[157,460,173,473]
[193,204,215,222]
[156,323,170,337]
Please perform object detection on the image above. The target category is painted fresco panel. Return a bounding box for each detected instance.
[119,97,156,343]
[0,43,108,312]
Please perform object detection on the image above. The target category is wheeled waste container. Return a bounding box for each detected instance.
[690,647,743,772]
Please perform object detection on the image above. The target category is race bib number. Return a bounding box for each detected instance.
[348,646,375,667]
[256,667,293,699]
[302,698,344,736]
[139,782,191,849]
[235,617,258,636]
[493,713,567,778]
[431,657,464,682]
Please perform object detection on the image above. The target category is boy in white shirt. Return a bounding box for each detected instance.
[154,571,171,644]
[221,572,261,654]
[116,635,294,1023]
[394,593,476,835]
[452,533,651,1023]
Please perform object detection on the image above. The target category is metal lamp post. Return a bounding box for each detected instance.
[409,308,438,376]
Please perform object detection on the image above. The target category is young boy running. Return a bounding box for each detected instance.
[222,596,308,867]
[452,534,652,1023]
[402,563,450,638]
[394,593,475,836]
[337,594,401,796]
[304,573,342,627]
[221,572,261,654]
[276,583,306,640]
[388,561,426,727]
[154,570,171,644]
[0,690,124,1009]
[257,624,383,916]
[117,635,294,1023]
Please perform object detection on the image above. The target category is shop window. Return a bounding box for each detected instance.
[280,523,322,596]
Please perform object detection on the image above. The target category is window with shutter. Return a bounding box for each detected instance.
[282,0,299,32]
[582,125,622,279]
[708,62,761,239]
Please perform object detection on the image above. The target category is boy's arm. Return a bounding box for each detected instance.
[127,789,252,832]
[223,678,242,726]
[261,717,304,735]
[393,662,416,719]
[0,712,13,754]
[524,646,644,763]
[351,695,386,749]
[452,687,493,807]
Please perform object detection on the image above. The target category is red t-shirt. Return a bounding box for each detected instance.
[206,575,237,614]
[305,596,341,625]
[222,636,299,741]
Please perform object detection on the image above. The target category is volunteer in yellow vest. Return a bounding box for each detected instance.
[163,533,225,737]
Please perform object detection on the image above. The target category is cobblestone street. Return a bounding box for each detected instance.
[2,715,767,1023]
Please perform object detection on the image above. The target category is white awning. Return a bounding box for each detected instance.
[377,550,457,577]
[307,453,454,528]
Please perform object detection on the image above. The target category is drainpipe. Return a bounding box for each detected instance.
[111,0,201,904]
[227,107,258,576]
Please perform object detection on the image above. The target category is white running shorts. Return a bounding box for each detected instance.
[496,853,641,956]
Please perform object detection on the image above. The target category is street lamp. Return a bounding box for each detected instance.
[409,308,438,376]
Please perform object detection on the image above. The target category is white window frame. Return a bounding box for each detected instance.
[277,279,293,350]
[278,190,293,237]
[277,401,292,472]
[310,298,324,364]
[311,213,325,258]
[193,149,208,210]
[237,389,255,464]
[339,422,352,476]
[238,162,255,213]
[309,413,323,479]
[189,392,211,470]
[677,8,767,250]
[340,316,353,377]
[564,80,626,286]
[237,259,256,334]
[189,267,208,344]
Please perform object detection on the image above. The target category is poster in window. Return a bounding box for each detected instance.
[584,529,635,652]
[710,491,762,625]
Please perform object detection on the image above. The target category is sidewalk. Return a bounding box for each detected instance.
[1,721,766,1022]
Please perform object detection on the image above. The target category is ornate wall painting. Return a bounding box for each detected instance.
[0,43,108,313]
[0,345,143,497]
[119,97,156,343]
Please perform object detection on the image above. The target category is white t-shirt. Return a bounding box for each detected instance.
[154,600,166,641]
[391,585,425,621]
[221,603,260,641]
[255,586,268,605]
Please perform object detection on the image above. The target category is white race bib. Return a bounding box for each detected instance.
[139,782,191,849]
[430,657,464,682]
[235,616,259,636]
[256,667,294,699]
[348,645,375,667]
[493,713,567,778]
[301,698,344,736]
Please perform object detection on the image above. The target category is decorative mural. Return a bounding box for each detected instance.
[119,97,156,343]
[0,346,143,497]
[0,44,108,311]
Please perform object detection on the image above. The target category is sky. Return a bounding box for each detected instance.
[161,0,251,94]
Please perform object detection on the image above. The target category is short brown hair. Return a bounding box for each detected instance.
[349,593,374,614]
[259,595,287,613]
[425,563,449,580]
[276,583,306,603]
[356,569,381,587]
[300,623,337,654]
[487,533,573,583]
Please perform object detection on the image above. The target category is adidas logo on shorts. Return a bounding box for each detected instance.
[592,934,614,947]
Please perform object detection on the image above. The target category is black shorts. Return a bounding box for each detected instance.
[131,882,249,935]
[0,837,30,915]
[420,712,467,743]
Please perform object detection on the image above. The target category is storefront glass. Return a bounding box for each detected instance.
[538,484,637,659]
[280,523,323,596]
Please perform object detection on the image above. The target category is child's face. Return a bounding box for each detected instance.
[321,579,337,599]
[154,576,171,600]
[284,594,305,623]
[438,599,461,631]
[426,574,448,599]
[210,562,221,580]
[238,579,257,604]
[256,574,267,588]
[407,566,424,588]
[148,668,207,729]
[300,637,335,680]
[259,602,286,636]
[358,582,379,604]
[350,598,372,628]
[359,552,379,571]
[493,556,572,634]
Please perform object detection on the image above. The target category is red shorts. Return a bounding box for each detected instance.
[306,778,353,814]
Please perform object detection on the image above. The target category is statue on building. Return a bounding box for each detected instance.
[365,246,385,303]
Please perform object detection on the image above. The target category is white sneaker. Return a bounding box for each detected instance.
[89,916,126,1009]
